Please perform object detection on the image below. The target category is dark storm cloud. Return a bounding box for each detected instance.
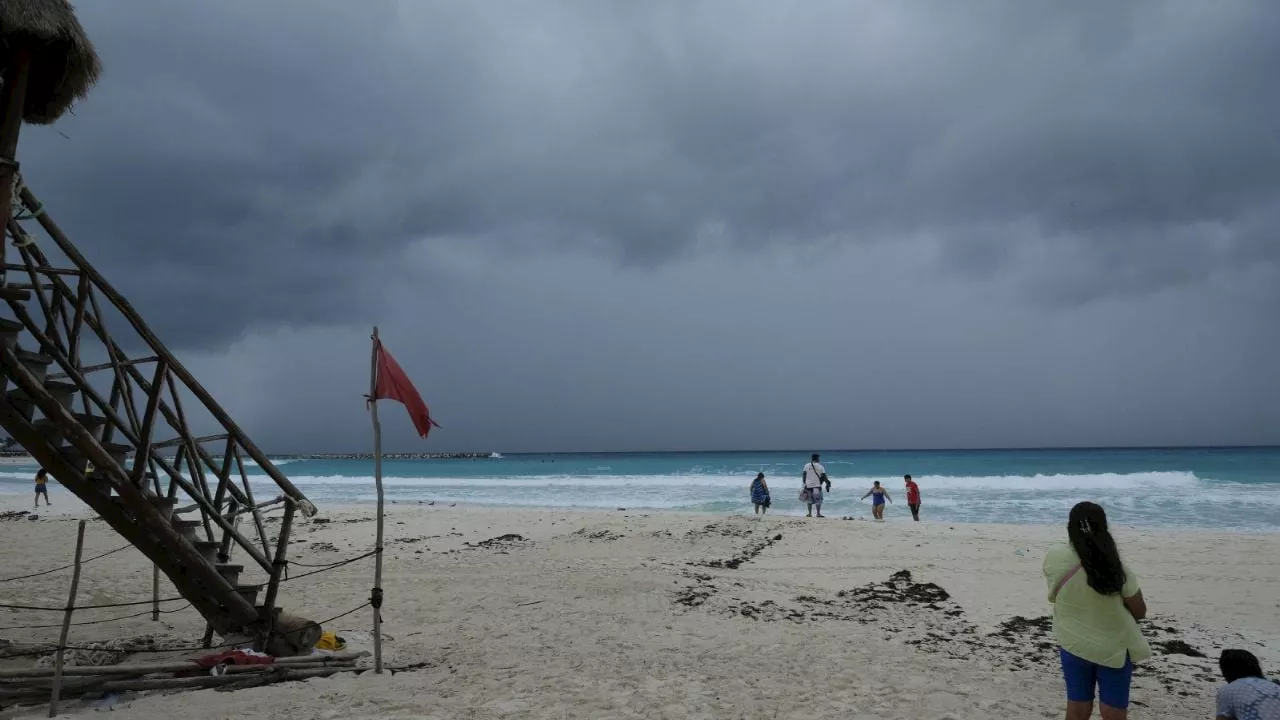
[14,0,1279,352]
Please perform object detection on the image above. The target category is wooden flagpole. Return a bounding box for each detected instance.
[368,326,385,674]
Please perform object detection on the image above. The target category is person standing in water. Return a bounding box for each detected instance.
[1044,502,1149,720]
[904,475,921,521]
[34,468,50,509]
[861,480,891,520]
[801,454,828,518]
[750,472,771,515]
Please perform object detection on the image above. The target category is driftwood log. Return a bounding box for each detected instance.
[0,655,367,703]
[0,651,368,679]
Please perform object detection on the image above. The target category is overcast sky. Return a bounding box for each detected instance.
[17,0,1280,453]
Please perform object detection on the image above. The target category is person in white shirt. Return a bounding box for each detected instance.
[801,453,829,518]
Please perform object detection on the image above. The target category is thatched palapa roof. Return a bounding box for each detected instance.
[0,0,100,124]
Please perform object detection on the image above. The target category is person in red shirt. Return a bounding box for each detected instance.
[904,475,921,521]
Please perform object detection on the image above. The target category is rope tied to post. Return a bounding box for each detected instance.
[9,171,44,224]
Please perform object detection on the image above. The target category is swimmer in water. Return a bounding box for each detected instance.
[861,480,892,520]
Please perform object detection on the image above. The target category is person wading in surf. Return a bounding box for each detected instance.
[801,454,829,518]
[861,480,891,520]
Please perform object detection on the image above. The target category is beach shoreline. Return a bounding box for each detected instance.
[2,493,1277,718]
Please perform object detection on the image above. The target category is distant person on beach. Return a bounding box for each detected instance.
[34,468,49,508]
[861,481,891,520]
[1215,648,1280,720]
[904,475,921,521]
[750,472,771,515]
[801,454,828,518]
[1044,501,1149,720]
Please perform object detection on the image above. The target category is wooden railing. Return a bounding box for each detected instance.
[3,181,316,583]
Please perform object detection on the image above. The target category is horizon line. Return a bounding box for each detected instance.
[265,443,1280,456]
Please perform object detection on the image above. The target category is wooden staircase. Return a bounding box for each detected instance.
[0,1,325,645]
[0,1,319,643]
[0,183,318,639]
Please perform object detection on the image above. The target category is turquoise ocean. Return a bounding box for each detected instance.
[3,447,1279,531]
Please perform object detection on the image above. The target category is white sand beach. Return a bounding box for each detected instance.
[1,493,1278,719]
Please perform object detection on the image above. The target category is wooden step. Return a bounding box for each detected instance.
[0,317,22,350]
[33,411,105,445]
[173,519,202,543]
[13,348,53,384]
[109,494,178,520]
[255,605,282,622]
[215,563,244,586]
[0,286,31,303]
[32,417,65,445]
[149,495,178,519]
[192,540,221,564]
[73,412,108,441]
[63,442,133,475]
[233,584,259,608]
[45,380,78,410]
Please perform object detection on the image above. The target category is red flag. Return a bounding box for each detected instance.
[373,340,440,438]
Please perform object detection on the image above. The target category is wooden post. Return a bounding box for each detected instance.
[369,326,385,674]
[151,564,160,621]
[0,44,32,238]
[260,500,295,628]
[50,520,87,717]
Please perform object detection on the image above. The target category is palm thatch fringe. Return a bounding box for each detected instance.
[0,0,101,124]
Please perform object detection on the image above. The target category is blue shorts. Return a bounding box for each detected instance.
[1060,648,1132,709]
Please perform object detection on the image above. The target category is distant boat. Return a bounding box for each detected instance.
[489,452,504,459]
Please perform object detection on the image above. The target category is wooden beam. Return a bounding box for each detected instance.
[234,445,272,557]
[0,264,82,276]
[130,359,169,488]
[260,501,295,631]
[48,355,161,381]
[67,274,91,366]
[87,288,144,436]
[163,372,216,544]
[152,432,230,450]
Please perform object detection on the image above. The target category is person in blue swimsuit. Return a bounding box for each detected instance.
[861,481,892,520]
[749,472,771,515]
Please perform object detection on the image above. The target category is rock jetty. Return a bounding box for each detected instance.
[274,452,495,460]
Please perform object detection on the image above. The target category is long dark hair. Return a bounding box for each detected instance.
[1067,502,1126,595]
[1220,649,1264,683]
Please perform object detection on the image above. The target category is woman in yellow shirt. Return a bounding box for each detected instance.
[1043,502,1150,720]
